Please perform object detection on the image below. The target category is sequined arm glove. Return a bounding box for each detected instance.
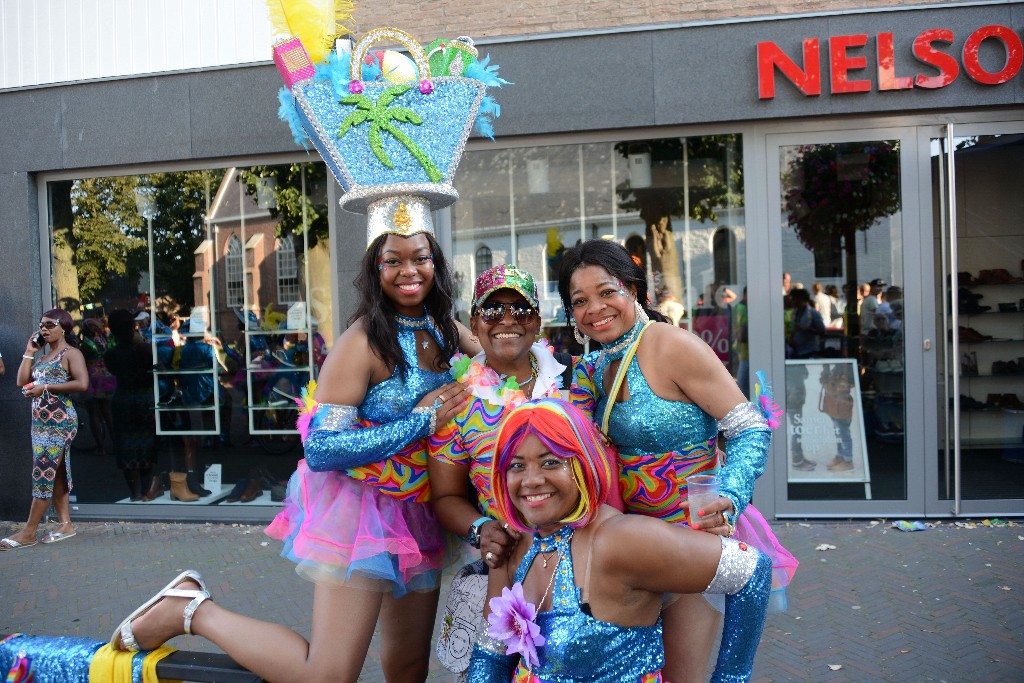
[706,537,772,683]
[466,634,517,682]
[716,403,772,518]
[303,403,433,472]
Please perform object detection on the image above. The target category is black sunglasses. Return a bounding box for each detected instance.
[477,303,536,324]
[38,321,60,329]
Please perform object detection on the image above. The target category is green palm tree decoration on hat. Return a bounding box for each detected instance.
[338,84,443,183]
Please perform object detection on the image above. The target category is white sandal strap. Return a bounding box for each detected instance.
[120,620,139,651]
[182,591,211,635]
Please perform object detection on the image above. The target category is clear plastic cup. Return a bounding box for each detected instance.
[686,474,721,522]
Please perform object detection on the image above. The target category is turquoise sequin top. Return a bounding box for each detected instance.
[512,528,664,682]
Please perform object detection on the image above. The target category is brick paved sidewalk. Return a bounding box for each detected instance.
[1,519,1021,681]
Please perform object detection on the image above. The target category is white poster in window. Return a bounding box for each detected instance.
[287,302,307,330]
[785,359,870,484]
[189,306,209,335]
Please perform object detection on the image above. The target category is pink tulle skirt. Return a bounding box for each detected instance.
[265,459,446,597]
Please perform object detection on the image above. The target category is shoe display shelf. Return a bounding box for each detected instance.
[952,277,1024,451]
[114,486,233,505]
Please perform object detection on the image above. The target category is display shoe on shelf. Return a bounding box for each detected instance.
[957,271,978,286]
[997,302,1018,312]
[168,472,199,502]
[186,470,212,497]
[225,478,250,503]
[958,287,984,302]
[958,326,993,342]
[959,301,992,315]
[1001,394,1024,411]
[141,473,166,502]
[240,478,266,503]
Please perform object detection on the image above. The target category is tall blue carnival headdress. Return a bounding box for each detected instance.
[270,5,508,247]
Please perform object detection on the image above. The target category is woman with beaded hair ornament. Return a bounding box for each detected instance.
[559,239,786,683]
[108,225,479,682]
[467,398,771,682]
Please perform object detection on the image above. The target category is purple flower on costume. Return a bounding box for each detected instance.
[486,582,545,669]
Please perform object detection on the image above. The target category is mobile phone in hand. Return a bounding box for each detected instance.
[33,332,45,347]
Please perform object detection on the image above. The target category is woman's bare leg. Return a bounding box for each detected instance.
[50,457,74,533]
[129,579,385,683]
[378,588,440,683]
[661,592,723,683]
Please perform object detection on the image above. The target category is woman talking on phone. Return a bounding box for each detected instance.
[2,309,88,550]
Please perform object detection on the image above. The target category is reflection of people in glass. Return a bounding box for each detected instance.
[820,364,855,472]
[787,288,824,360]
[732,287,749,396]
[104,309,157,501]
[79,318,116,456]
[4,309,88,549]
[467,399,772,683]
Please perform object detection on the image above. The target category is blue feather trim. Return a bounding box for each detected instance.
[277,87,309,149]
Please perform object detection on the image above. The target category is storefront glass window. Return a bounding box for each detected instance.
[452,135,747,380]
[778,140,907,502]
[45,162,331,508]
[932,134,1024,501]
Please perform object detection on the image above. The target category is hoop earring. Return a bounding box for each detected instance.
[573,324,589,345]
[634,299,650,325]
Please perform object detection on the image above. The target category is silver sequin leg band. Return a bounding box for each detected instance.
[475,631,509,656]
[705,537,761,595]
[717,402,768,440]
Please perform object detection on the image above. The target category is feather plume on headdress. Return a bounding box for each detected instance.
[267,0,355,65]
[754,370,784,430]
[294,380,320,442]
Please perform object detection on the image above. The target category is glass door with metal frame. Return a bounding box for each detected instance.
[767,128,926,516]
[929,124,1024,515]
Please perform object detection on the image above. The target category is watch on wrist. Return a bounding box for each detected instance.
[467,516,492,549]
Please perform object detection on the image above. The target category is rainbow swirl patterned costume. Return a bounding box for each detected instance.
[265,313,449,596]
[430,342,566,517]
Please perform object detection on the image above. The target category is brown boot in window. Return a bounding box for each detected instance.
[141,474,166,502]
[1002,394,1024,411]
[169,472,199,502]
[240,478,264,503]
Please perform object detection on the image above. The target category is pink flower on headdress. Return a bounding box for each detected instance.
[487,582,545,669]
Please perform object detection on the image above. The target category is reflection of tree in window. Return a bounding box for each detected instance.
[226,235,244,307]
[712,227,736,284]
[276,237,301,304]
[615,135,743,305]
[475,245,492,274]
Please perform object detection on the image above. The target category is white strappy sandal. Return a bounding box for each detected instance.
[110,570,212,651]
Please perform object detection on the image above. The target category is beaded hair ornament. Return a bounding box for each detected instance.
[269,1,507,247]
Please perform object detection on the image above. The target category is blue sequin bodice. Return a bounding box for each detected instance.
[513,530,663,681]
[594,347,717,457]
[360,319,448,423]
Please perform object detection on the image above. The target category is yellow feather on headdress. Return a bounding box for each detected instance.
[266,0,355,65]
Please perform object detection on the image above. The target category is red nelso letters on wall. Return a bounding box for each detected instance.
[758,25,1023,98]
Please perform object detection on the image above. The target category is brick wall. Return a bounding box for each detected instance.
[351,0,963,43]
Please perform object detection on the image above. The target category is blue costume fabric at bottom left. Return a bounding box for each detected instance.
[0,634,141,682]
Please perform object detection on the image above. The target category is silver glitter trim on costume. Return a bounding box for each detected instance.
[341,182,460,214]
[717,402,768,440]
[412,405,437,434]
[705,537,761,595]
[312,404,359,432]
[365,195,435,244]
[475,631,509,656]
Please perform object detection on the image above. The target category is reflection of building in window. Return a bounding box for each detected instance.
[276,237,300,303]
[225,235,244,306]
[712,227,736,284]
[475,245,492,274]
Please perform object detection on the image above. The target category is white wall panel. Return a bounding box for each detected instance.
[1,0,275,90]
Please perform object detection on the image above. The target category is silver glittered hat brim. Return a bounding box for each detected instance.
[293,76,485,215]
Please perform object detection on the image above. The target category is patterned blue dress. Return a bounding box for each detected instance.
[30,349,78,498]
